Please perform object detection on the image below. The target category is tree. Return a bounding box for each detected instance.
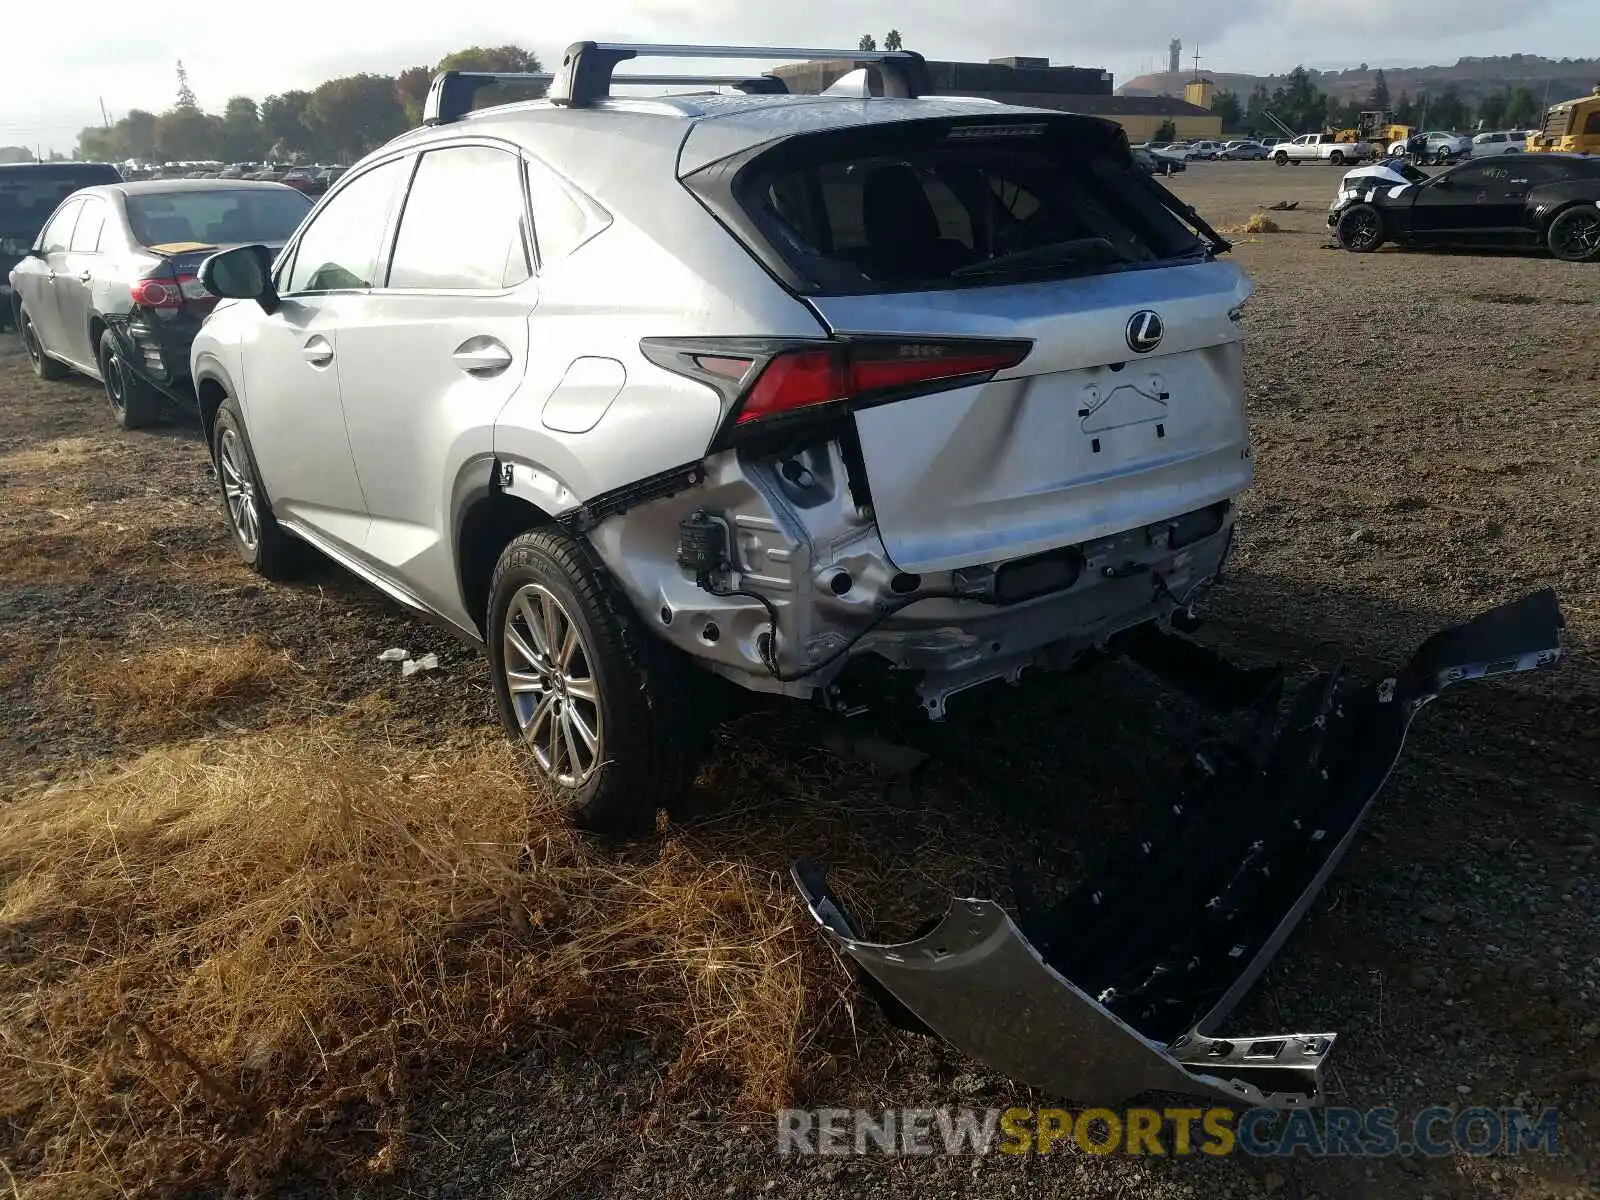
[221,96,265,161]
[260,92,314,159]
[1476,90,1509,129]
[122,110,159,161]
[1271,66,1328,135]
[175,60,198,110]
[1504,86,1543,128]
[1368,69,1390,112]
[309,74,409,162]
[395,66,434,125]
[436,45,544,106]
[1212,90,1243,132]
[884,30,903,51]
[1430,85,1468,131]
[1394,91,1416,125]
[1154,118,1176,141]
[858,34,877,51]
[155,106,222,160]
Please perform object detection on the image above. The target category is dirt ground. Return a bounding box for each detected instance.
[0,161,1596,1200]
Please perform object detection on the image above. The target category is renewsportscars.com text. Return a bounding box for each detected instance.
[776,1106,1560,1158]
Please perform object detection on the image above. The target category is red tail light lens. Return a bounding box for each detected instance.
[130,276,183,310]
[736,341,1030,425]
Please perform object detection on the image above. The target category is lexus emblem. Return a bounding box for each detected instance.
[1125,310,1164,354]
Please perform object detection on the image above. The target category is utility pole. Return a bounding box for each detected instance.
[98,97,110,127]
[1191,46,1204,82]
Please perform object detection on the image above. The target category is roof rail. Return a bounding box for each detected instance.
[546,41,932,107]
[422,66,792,124]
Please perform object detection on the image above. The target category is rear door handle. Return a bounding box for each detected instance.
[452,336,513,378]
[77,271,92,283]
[45,271,57,282]
[302,335,334,367]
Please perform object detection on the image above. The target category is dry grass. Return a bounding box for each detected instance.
[0,727,834,1198]
[1234,213,1282,234]
[47,634,300,739]
[0,436,105,475]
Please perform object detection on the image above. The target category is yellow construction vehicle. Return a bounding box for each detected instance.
[1529,84,1600,154]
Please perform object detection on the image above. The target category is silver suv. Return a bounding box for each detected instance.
[190,42,1253,835]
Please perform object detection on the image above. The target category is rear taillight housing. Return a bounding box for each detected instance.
[641,336,1032,449]
[131,273,212,317]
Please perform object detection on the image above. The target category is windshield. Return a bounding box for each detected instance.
[0,166,121,234]
[124,187,312,247]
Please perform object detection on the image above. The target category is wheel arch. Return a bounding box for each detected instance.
[453,464,564,639]
[192,359,235,457]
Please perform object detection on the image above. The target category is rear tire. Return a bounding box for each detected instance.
[1336,203,1387,253]
[1546,205,1600,263]
[212,396,303,580]
[19,305,67,381]
[1330,150,1346,165]
[487,529,703,838]
[98,329,162,430]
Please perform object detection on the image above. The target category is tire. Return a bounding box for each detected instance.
[211,395,303,580]
[18,305,68,381]
[98,328,162,430]
[486,528,702,838]
[1274,151,1289,165]
[1330,150,1346,165]
[1336,203,1387,253]
[1546,205,1600,263]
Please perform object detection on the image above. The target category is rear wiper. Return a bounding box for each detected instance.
[950,237,1128,279]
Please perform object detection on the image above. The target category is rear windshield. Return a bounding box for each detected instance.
[125,187,313,248]
[712,118,1207,294]
[0,165,122,233]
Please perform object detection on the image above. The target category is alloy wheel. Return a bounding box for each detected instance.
[217,427,261,552]
[1553,211,1600,260]
[1342,209,1382,252]
[502,582,603,787]
[21,316,42,368]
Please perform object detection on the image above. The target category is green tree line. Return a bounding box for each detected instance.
[1211,67,1549,136]
[76,45,542,165]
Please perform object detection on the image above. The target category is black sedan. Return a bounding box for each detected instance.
[7,179,313,428]
[1132,148,1185,177]
[1328,153,1600,261]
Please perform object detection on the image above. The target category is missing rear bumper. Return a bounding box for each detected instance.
[793,589,1565,1109]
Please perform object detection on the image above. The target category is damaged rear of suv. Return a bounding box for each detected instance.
[191,42,1566,1111]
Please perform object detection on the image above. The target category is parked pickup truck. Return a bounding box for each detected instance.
[1273,133,1368,166]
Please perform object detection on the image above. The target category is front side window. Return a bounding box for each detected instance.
[39,199,82,252]
[285,158,410,294]
[387,145,529,291]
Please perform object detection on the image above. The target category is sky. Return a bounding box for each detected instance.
[3,0,1595,154]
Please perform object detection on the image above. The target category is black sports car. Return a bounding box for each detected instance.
[1327,153,1600,261]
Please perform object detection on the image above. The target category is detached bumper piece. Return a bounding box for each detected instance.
[793,589,1564,1110]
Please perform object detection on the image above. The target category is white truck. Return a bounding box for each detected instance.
[1272,133,1367,166]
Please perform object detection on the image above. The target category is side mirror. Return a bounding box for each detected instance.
[198,244,279,315]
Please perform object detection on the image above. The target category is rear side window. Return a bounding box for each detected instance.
[706,119,1207,294]
[285,159,409,293]
[524,157,592,270]
[387,145,530,291]
[69,198,108,252]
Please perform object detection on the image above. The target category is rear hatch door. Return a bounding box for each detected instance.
[684,112,1253,574]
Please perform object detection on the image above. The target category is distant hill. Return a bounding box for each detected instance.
[1118,55,1600,107]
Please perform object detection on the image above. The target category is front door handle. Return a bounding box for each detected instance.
[452,336,513,378]
[302,335,334,367]
[45,270,57,282]
[77,271,92,283]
